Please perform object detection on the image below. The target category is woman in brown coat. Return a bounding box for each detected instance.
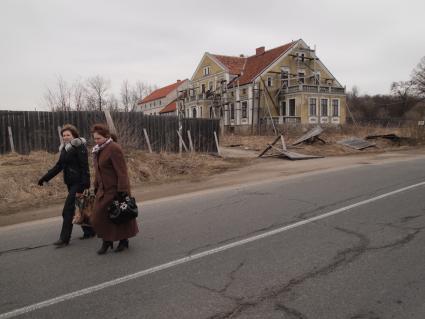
[91,124,139,254]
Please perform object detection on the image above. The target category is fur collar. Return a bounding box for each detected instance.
[59,137,87,152]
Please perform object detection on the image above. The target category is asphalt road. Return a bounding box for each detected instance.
[1,157,425,319]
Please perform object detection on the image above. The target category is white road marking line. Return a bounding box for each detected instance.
[1,180,425,319]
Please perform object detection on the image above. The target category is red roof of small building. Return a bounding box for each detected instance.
[211,41,296,86]
[138,80,186,104]
[159,101,177,114]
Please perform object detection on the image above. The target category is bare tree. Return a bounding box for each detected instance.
[106,94,119,111]
[44,76,72,111]
[412,56,425,98]
[72,79,86,111]
[120,80,131,112]
[87,75,110,111]
[391,80,418,117]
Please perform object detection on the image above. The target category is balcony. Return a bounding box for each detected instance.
[279,84,345,96]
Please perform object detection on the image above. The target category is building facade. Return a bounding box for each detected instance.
[179,39,346,132]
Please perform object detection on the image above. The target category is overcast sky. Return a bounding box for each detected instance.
[1,0,424,110]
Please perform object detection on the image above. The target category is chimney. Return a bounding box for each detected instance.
[177,79,181,83]
[256,46,265,55]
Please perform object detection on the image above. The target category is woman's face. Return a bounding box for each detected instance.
[93,132,107,146]
[62,130,74,143]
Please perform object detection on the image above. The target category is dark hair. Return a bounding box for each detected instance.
[91,123,117,142]
[61,124,79,138]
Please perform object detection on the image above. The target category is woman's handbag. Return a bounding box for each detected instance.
[108,195,138,224]
[73,189,95,226]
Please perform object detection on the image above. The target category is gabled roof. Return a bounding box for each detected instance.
[238,42,295,85]
[159,101,177,114]
[138,80,187,104]
[210,55,246,75]
[210,41,296,86]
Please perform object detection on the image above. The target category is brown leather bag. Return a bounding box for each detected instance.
[73,189,95,226]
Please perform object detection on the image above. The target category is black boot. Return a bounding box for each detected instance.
[114,239,129,253]
[97,241,113,255]
[53,239,69,248]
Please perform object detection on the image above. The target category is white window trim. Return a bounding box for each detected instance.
[320,98,329,117]
[288,98,296,117]
[309,97,318,116]
[241,101,248,119]
[203,66,210,76]
[267,76,273,87]
[332,98,340,117]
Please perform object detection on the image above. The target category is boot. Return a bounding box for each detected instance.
[114,239,129,253]
[97,241,113,255]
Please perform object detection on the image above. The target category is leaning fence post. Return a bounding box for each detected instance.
[187,130,194,152]
[214,131,221,157]
[103,110,117,135]
[176,130,189,152]
[57,126,63,145]
[7,126,15,153]
[143,128,153,153]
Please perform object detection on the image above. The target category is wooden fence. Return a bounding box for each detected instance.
[0,111,220,155]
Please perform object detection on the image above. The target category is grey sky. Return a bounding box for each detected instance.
[1,0,424,110]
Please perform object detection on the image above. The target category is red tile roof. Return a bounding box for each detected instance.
[138,80,186,104]
[212,41,296,86]
[211,54,246,75]
[159,101,177,114]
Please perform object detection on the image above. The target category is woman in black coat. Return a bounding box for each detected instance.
[38,124,95,247]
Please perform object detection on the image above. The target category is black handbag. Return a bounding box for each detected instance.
[108,195,139,224]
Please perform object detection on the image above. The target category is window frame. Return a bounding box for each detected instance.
[309,97,317,116]
[320,98,329,117]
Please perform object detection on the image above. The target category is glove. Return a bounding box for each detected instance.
[38,178,46,186]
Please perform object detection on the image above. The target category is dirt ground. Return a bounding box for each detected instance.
[0,150,250,216]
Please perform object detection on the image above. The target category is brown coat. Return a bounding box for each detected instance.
[91,141,139,241]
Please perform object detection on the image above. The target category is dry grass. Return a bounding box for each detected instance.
[0,150,249,216]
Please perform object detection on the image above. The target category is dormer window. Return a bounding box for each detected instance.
[203,66,210,76]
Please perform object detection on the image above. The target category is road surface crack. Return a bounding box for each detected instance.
[0,244,51,256]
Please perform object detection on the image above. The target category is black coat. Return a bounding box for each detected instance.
[42,142,90,193]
